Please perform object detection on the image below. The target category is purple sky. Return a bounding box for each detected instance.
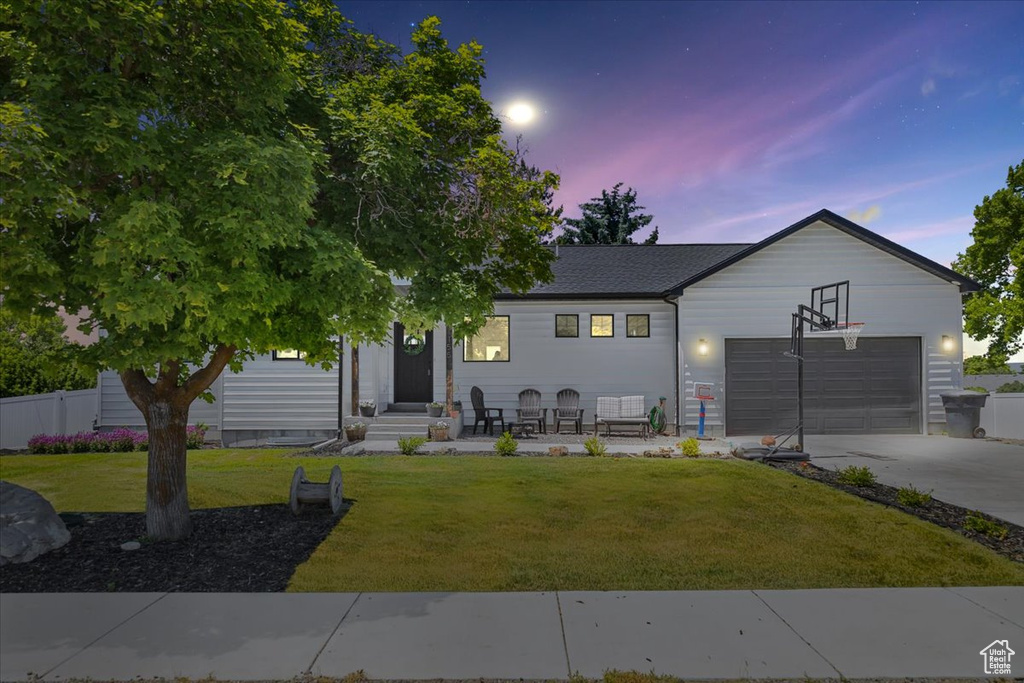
[342,1,1024,358]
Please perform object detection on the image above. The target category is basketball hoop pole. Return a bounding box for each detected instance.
[786,280,852,450]
[698,399,707,437]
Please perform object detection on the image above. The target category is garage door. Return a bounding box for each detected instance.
[725,337,921,436]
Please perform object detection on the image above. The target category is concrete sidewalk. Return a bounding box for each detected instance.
[3,588,1022,681]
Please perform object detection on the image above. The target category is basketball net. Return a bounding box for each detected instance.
[838,322,864,350]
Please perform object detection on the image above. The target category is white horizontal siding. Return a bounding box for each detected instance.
[221,355,339,431]
[454,301,677,424]
[677,221,964,433]
[97,370,222,430]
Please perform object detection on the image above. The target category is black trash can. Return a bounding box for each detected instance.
[940,390,989,438]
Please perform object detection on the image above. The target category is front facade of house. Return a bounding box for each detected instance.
[96,210,977,444]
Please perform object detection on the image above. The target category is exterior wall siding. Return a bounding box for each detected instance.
[676,221,964,435]
[453,300,677,426]
[97,370,223,433]
[220,355,339,432]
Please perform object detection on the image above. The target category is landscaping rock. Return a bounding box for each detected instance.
[548,446,569,457]
[120,541,141,551]
[0,481,71,566]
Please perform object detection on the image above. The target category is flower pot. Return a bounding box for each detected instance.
[452,400,462,412]
[426,405,444,418]
[359,405,375,418]
[345,426,366,442]
[429,428,449,442]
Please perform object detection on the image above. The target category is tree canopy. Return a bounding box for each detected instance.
[953,159,1024,361]
[0,310,96,398]
[1,1,558,538]
[555,183,659,245]
[962,355,1015,376]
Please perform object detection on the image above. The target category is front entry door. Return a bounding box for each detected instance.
[394,323,434,403]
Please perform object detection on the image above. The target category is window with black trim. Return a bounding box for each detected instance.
[272,349,306,360]
[463,315,510,362]
[555,314,578,338]
[626,314,650,338]
[590,314,614,337]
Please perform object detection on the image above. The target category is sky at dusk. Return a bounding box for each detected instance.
[341,1,1024,359]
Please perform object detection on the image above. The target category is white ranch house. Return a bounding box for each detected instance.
[96,209,979,445]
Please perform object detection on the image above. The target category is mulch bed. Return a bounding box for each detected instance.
[0,503,347,593]
[770,460,1024,563]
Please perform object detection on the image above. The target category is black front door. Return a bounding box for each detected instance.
[394,323,433,403]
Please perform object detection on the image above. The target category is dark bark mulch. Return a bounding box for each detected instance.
[770,461,1024,563]
[0,503,347,593]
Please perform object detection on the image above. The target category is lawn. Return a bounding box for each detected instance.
[2,449,1022,591]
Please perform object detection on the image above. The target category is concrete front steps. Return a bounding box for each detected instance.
[343,410,465,441]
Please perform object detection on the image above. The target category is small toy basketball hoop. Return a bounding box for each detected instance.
[693,382,715,400]
[836,322,865,350]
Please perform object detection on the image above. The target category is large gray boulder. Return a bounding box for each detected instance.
[0,481,71,566]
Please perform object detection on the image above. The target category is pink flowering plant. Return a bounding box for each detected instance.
[28,424,207,454]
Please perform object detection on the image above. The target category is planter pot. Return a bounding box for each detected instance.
[359,405,376,418]
[426,405,444,418]
[452,401,462,413]
[429,428,449,442]
[345,427,366,442]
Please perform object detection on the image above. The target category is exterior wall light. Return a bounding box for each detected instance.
[698,339,709,356]
[942,335,955,352]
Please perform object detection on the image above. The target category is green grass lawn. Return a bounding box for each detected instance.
[2,449,1022,591]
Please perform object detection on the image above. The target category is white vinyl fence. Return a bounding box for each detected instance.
[0,388,98,450]
[979,393,1024,440]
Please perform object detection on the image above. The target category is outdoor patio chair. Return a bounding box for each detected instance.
[470,386,506,436]
[553,388,584,434]
[515,388,547,434]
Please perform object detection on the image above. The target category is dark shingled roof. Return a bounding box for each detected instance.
[495,243,752,299]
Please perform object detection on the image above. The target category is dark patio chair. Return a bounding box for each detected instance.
[516,388,547,434]
[470,386,506,436]
[553,388,584,434]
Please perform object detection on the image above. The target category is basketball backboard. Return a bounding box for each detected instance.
[693,382,715,400]
[809,280,849,330]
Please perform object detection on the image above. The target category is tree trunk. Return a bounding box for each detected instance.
[142,398,191,540]
[120,345,236,541]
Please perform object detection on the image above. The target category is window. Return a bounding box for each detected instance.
[555,314,578,338]
[463,315,510,362]
[272,349,306,360]
[626,314,650,338]
[590,314,614,337]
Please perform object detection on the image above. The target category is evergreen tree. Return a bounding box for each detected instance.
[556,183,659,245]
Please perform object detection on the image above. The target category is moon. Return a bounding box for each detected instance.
[507,102,536,125]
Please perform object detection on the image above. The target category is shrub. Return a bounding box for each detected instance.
[26,426,208,454]
[186,424,207,449]
[836,465,876,487]
[896,484,932,507]
[583,436,607,457]
[397,436,427,455]
[964,513,1008,539]
[996,380,1024,393]
[678,437,701,457]
[494,431,518,457]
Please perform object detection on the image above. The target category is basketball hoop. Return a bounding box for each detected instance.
[837,322,865,350]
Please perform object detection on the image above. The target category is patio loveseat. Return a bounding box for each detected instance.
[594,395,649,439]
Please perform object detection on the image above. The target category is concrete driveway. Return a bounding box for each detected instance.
[781,434,1024,525]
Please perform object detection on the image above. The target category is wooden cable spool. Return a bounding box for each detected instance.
[290,465,344,516]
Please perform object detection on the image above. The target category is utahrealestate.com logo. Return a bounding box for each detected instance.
[980,640,1014,675]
